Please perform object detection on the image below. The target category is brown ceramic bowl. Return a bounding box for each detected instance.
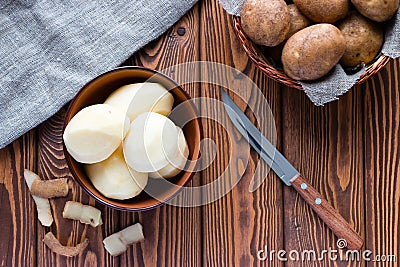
[63,66,202,211]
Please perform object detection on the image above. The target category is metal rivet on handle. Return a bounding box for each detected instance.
[301,183,307,189]
[315,198,322,205]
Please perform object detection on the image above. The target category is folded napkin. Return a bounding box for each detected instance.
[0,0,196,149]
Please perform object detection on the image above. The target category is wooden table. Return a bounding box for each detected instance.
[1,0,399,266]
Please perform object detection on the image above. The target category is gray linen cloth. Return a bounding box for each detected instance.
[220,0,400,105]
[0,0,196,149]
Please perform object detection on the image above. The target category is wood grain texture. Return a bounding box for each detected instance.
[291,175,363,250]
[282,83,365,266]
[200,0,284,266]
[364,58,400,266]
[1,0,400,266]
[33,4,201,267]
[0,131,37,267]
[36,108,117,267]
[119,4,202,267]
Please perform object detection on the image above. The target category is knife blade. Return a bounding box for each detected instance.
[221,88,298,186]
[221,88,363,250]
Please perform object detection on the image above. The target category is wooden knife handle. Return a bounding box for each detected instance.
[290,175,363,250]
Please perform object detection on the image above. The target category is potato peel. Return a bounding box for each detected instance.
[31,178,69,198]
[43,232,89,257]
[23,169,54,227]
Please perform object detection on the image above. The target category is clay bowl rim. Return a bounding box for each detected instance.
[63,66,203,212]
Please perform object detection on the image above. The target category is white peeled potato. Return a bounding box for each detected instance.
[104,83,174,121]
[103,223,144,256]
[85,146,148,200]
[149,127,189,179]
[123,112,179,172]
[63,104,130,164]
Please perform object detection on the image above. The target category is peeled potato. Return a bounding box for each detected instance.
[63,104,129,164]
[123,112,179,172]
[149,127,189,179]
[104,83,174,122]
[85,146,148,200]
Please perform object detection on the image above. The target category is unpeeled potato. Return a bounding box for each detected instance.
[282,24,346,81]
[240,0,290,47]
[292,0,348,23]
[351,0,399,22]
[339,12,384,67]
[286,4,311,39]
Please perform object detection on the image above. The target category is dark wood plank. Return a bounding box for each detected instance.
[200,0,284,266]
[282,82,365,265]
[36,108,119,267]
[290,175,363,250]
[2,1,399,266]
[0,131,37,267]
[34,4,201,267]
[0,4,202,267]
[119,4,202,267]
[364,58,400,266]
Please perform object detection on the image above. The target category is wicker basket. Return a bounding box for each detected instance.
[232,16,391,90]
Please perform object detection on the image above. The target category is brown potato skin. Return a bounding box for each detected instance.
[292,0,349,23]
[351,0,399,22]
[339,12,384,67]
[286,4,312,39]
[282,24,346,81]
[240,0,290,47]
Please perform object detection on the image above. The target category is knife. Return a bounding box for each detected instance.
[221,88,363,250]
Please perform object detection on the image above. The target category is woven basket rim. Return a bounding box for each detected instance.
[232,16,391,90]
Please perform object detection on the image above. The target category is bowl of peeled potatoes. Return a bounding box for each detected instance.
[233,0,398,89]
[63,66,202,211]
